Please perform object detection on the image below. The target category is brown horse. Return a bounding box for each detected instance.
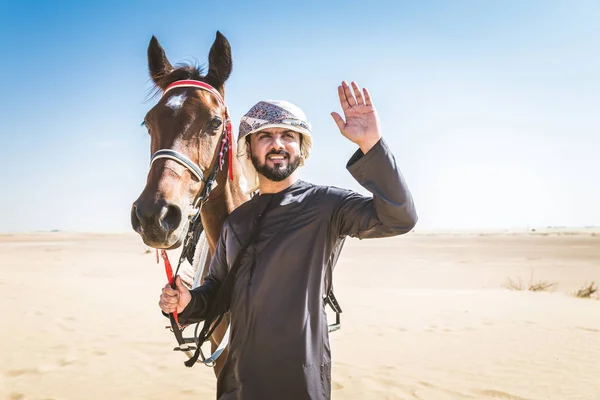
[131,31,250,376]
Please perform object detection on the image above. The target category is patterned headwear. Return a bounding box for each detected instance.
[237,100,312,194]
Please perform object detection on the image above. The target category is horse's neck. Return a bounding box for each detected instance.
[200,147,251,254]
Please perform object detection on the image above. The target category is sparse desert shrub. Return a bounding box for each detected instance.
[528,280,557,292]
[504,270,557,292]
[504,277,524,291]
[573,282,598,299]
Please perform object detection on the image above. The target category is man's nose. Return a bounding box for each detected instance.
[270,135,285,149]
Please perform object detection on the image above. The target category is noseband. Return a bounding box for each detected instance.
[149,79,234,209]
[151,149,206,182]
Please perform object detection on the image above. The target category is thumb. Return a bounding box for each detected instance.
[331,112,345,133]
[174,275,187,292]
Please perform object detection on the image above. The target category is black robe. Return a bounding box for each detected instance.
[178,138,418,399]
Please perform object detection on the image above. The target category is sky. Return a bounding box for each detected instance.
[0,0,599,232]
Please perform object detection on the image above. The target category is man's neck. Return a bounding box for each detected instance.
[257,174,299,195]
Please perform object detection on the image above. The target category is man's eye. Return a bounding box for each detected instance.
[209,118,222,129]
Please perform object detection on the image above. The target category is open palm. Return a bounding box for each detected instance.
[331,81,381,152]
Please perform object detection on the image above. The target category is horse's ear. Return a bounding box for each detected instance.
[148,36,173,86]
[206,31,232,89]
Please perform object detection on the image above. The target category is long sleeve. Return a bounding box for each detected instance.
[330,137,417,239]
[177,224,230,324]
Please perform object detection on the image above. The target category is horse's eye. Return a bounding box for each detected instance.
[141,120,151,134]
[209,118,222,130]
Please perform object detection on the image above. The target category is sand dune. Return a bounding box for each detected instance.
[1,231,599,399]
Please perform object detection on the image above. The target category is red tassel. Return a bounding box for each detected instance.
[227,121,233,181]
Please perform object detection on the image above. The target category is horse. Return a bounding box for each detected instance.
[131,31,251,377]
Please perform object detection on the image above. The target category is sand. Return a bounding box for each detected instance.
[1,230,599,400]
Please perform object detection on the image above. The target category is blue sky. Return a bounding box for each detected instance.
[1,0,599,232]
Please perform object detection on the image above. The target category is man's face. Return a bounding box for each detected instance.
[248,128,303,182]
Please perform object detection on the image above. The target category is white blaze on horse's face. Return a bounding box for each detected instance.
[166,93,187,113]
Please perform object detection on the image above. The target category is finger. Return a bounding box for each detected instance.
[330,112,345,133]
[337,85,349,110]
[162,286,178,297]
[363,87,373,107]
[160,291,179,304]
[160,300,178,315]
[352,82,364,105]
[159,300,176,314]
[159,296,178,308]
[342,81,357,106]
[166,291,179,302]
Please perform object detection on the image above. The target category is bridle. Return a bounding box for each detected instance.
[148,79,233,259]
[146,79,234,365]
[150,79,234,211]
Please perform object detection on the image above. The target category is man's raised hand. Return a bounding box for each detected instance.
[331,81,382,154]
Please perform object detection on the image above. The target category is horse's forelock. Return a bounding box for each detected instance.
[148,63,208,100]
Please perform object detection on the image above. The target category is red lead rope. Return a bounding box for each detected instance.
[157,249,179,324]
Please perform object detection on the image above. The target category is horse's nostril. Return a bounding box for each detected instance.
[131,203,141,231]
[160,204,182,232]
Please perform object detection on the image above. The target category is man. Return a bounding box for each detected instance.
[159,81,417,399]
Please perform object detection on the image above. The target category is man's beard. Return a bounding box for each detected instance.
[251,149,302,182]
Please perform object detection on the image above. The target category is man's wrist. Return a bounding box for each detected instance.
[357,136,381,154]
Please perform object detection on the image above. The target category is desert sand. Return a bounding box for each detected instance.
[1,230,599,400]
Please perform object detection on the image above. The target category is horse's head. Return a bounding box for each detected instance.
[131,31,232,249]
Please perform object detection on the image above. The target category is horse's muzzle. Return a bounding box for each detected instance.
[131,198,183,248]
